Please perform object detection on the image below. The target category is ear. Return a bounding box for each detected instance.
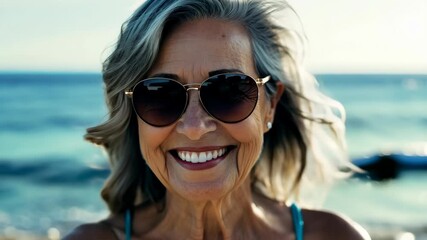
[264,81,285,133]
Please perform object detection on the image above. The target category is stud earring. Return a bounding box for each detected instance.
[267,122,272,130]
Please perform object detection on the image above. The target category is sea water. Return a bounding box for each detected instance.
[0,73,426,237]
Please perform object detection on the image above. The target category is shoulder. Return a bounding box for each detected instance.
[62,221,118,240]
[302,208,371,240]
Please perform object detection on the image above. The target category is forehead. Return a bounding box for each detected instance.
[149,18,256,79]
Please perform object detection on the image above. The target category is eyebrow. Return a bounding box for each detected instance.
[149,68,244,80]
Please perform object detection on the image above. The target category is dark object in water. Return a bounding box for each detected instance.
[352,153,427,181]
[357,155,398,181]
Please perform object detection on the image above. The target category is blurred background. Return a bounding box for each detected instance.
[0,0,426,239]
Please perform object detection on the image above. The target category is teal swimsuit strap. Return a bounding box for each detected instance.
[290,203,304,240]
[124,205,303,240]
[125,208,131,240]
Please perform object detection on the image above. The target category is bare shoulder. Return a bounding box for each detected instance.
[62,221,117,240]
[302,208,371,240]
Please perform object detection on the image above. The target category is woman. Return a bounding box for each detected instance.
[65,0,370,239]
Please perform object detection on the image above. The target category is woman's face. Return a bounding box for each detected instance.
[137,19,275,201]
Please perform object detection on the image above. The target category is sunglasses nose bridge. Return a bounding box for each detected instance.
[186,87,200,92]
[184,86,206,116]
[183,83,202,92]
[184,85,202,105]
[176,88,217,138]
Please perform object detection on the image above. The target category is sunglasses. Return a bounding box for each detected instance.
[125,73,270,127]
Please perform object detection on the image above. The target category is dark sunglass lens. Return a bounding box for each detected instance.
[132,79,187,126]
[201,74,258,123]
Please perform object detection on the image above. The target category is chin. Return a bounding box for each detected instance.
[168,171,239,203]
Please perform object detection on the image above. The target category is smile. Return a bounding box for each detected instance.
[177,148,227,163]
[170,146,235,170]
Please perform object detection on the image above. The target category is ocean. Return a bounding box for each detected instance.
[0,73,426,239]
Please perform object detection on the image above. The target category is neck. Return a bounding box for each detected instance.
[148,179,264,239]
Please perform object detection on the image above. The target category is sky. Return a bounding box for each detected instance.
[0,0,426,73]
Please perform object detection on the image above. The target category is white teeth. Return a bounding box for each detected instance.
[176,148,228,163]
[191,152,197,163]
[213,150,218,159]
[199,152,207,163]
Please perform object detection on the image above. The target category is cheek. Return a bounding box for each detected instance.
[229,106,265,178]
[137,119,172,186]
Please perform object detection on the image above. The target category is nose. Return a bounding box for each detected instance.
[176,91,216,140]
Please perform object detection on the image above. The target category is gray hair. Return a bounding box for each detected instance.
[86,0,349,213]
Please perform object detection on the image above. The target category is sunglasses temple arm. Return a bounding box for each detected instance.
[257,75,271,85]
[125,90,133,97]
